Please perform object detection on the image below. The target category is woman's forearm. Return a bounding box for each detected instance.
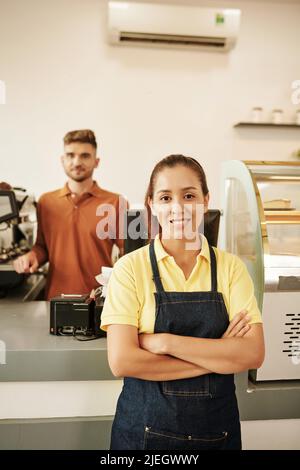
[111,346,211,381]
[164,334,263,374]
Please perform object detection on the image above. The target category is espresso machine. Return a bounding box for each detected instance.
[0,186,44,299]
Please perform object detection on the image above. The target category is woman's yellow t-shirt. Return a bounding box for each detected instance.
[100,235,262,333]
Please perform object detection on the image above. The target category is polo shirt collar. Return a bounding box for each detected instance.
[58,181,103,198]
[58,183,71,198]
[87,181,104,197]
[153,233,211,263]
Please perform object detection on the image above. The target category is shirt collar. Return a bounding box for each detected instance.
[87,181,104,197]
[58,183,71,198]
[58,181,103,198]
[152,233,211,263]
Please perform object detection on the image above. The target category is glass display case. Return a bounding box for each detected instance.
[220,161,300,382]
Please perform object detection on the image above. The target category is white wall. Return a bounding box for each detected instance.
[0,0,300,209]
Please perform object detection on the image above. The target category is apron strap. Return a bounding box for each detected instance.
[149,240,165,293]
[150,239,218,293]
[209,245,218,292]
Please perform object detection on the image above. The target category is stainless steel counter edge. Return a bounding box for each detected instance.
[0,300,116,381]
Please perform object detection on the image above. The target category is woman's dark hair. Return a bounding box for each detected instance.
[144,154,209,239]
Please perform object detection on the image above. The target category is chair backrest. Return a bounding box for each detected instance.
[204,209,221,247]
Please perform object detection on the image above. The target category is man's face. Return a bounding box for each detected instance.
[61,142,99,182]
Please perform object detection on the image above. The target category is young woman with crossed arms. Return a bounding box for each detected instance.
[101,155,264,450]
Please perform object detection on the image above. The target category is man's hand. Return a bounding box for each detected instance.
[222,310,251,338]
[13,251,39,274]
[89,289,95,299]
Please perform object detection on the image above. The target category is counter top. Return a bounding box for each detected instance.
[0,301,113,382]
[1,299,300,421]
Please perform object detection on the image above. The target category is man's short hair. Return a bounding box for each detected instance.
[63,129,97,149]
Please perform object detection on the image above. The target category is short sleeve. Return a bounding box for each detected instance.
[100,255,140,331]
[228,255,263,324]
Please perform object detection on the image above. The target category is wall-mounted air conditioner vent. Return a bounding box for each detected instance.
[108,1,241,52]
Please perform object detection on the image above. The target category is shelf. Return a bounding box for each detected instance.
[234,122,300,128]
[264,210,300,223]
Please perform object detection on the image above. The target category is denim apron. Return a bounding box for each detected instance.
[110,241,242,450]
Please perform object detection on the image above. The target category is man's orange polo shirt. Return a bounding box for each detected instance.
[32,181,127,300]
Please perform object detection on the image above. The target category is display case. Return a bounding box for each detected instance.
[220,161,300,382]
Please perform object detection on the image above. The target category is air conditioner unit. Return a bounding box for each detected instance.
[108,1,241,52]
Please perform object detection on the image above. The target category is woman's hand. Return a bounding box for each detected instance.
[139,310,251,355]
[139,333,168,355]
[222,310,251,338]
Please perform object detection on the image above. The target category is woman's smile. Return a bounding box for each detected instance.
[169,217,191,225]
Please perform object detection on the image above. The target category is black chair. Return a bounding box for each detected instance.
[204,209,221,247]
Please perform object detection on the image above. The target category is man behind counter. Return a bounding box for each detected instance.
[14,129,128,300]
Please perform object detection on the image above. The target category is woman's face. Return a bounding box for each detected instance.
[149,165,209,241]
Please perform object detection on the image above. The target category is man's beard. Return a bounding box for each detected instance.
[66,169,93,182]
